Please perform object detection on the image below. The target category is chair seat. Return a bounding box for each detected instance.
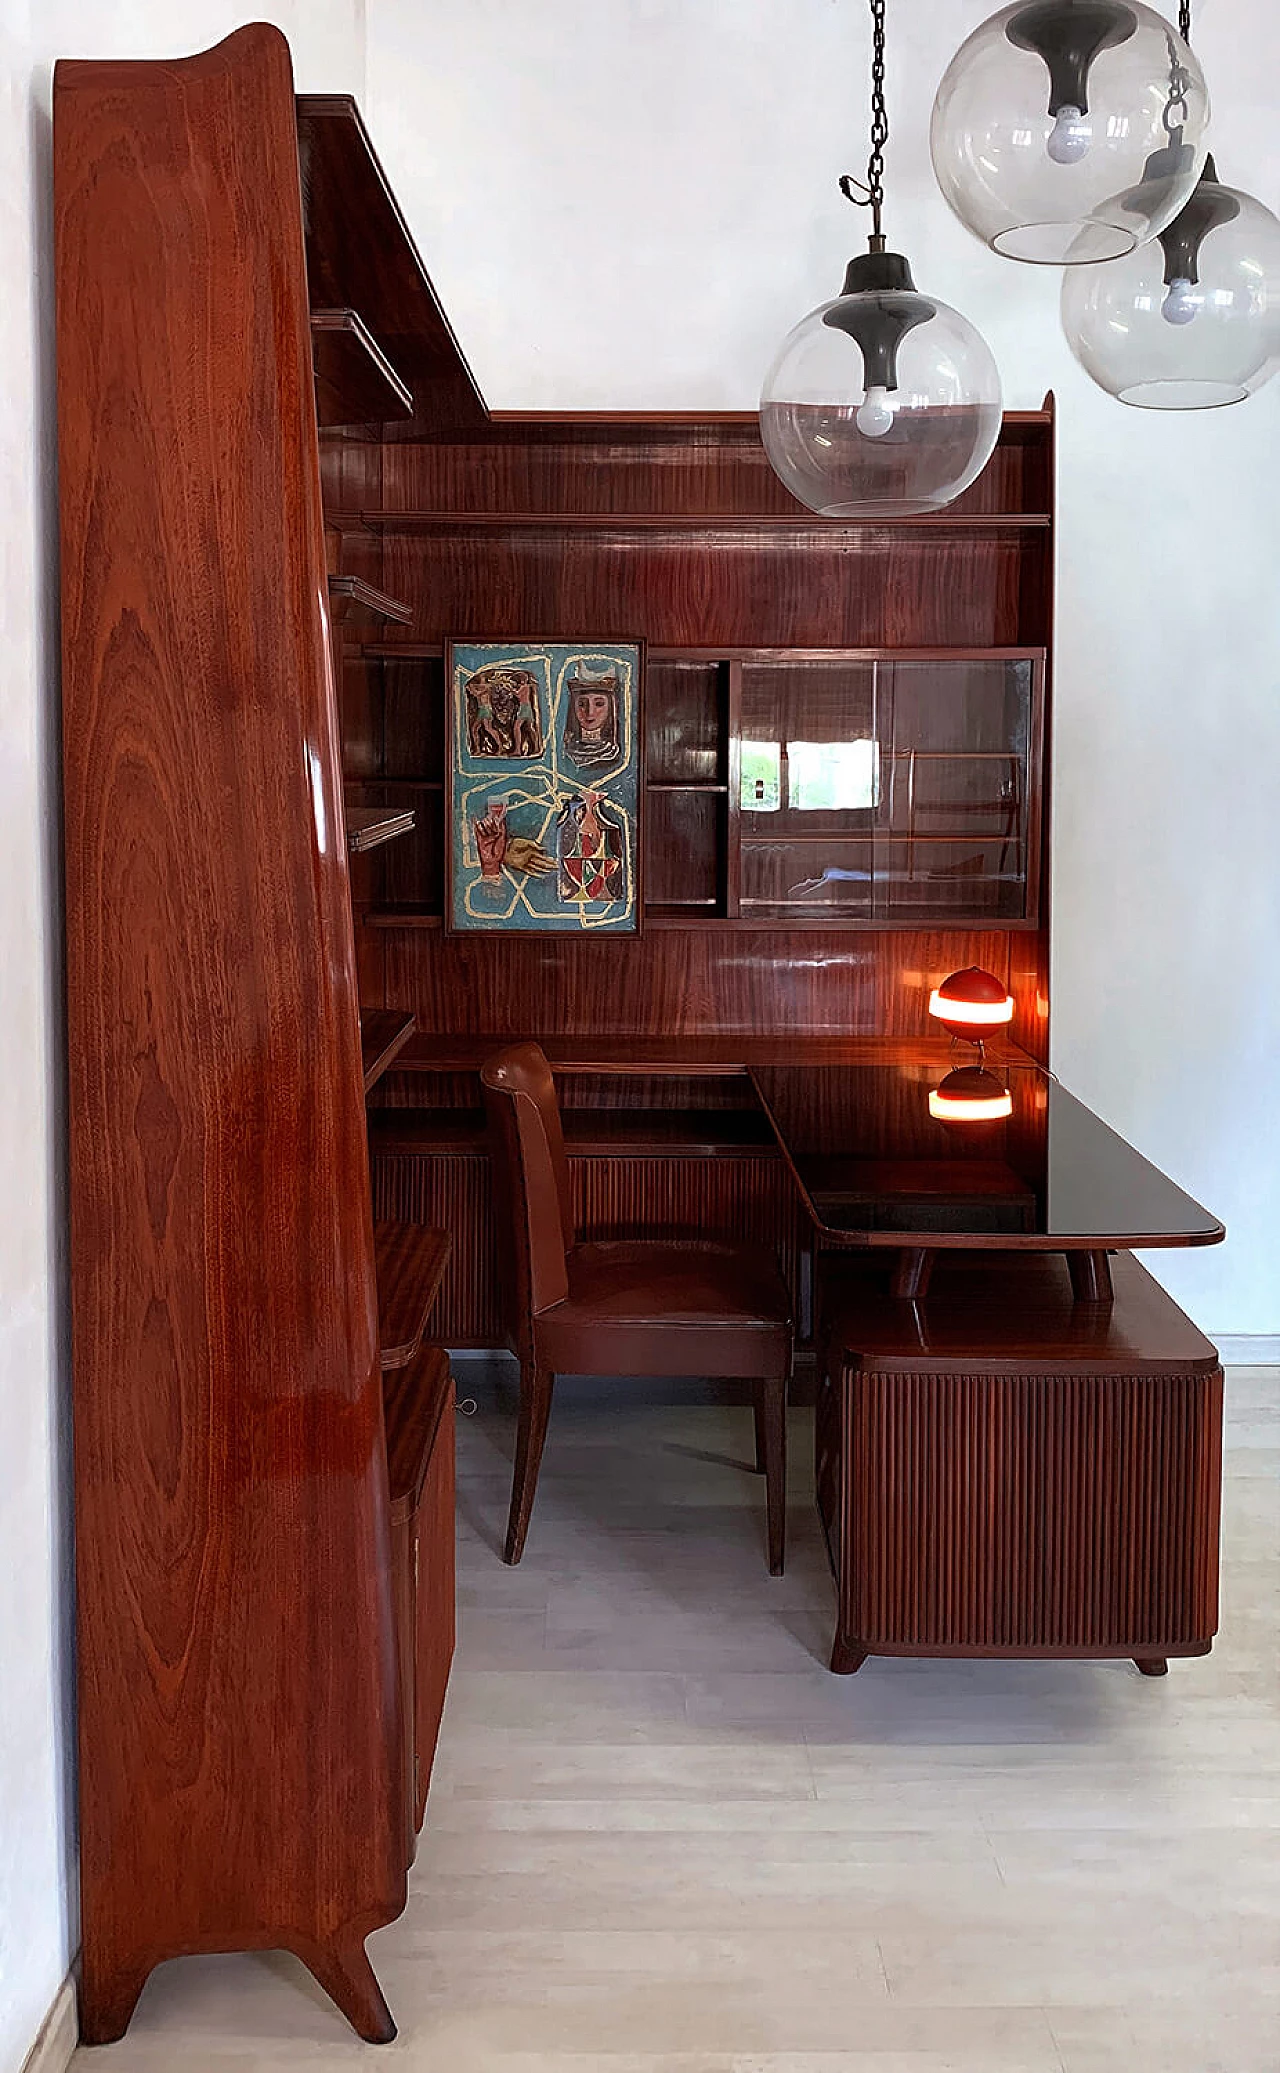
[535,1238,793,1378]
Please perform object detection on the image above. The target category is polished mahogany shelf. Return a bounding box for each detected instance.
[311,308,413,426]
[362,906,1037,935]
[365,907,444,930]
[328,574,413,629]
[346,805,416,853]
[370,1106,778,1159]
[384,1033,1031,1077]
[359,1008,416,1091]
[331,508,1053,535]
[374,1221,451,1370]
[383,1342,453,1522]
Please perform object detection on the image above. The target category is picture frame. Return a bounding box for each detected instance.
[445,638,644,935]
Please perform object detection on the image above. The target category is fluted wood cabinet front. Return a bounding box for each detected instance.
[817,1255,1223,1672]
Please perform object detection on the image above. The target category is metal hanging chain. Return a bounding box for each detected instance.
[1164,12,1193,137]
[840,0,889,247]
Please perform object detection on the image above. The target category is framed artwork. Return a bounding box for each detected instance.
[446,639,643,934]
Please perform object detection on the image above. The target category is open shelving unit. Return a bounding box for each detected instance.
[346,803,416,852]
[341,645,1045,933]
[328,573,413,630]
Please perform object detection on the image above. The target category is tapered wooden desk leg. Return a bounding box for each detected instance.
[504,1363,555,1565]
[78,1955,149,2045]
[891,1248,934,1300]
[296,1933,396,2043]
[830,1630,868,1675]
[1068,1249,1114,1303]
[1134,1657,1169,1677]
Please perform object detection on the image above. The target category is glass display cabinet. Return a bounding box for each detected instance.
[644,648,1044,928]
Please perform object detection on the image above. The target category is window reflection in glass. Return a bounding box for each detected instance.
[740,738,880,813]
[788,738,879,811]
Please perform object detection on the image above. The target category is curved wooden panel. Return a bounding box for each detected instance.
[55,24,403,2037]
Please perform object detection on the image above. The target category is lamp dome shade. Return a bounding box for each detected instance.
[1061,163,1280,407]
[759,253,1003,519]
[928,1065,1015,1122]
[930,0,1208,265]
[928,967,1016,1038]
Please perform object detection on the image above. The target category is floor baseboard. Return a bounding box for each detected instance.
[1216,1336,1280,1367]
[20,1975,77,2073]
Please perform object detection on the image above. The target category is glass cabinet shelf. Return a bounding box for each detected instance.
[734,651,1042,927]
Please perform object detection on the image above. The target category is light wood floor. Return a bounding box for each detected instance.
[76,1365,1279,2072]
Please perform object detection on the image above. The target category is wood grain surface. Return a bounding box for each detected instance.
[56,23,403,2042]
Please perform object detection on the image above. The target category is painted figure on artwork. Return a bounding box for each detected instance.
[472,796,556,884]
[465,665,544,758]
[562,666,621,770]
[557,790,626,904]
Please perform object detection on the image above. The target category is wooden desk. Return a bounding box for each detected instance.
[749,1059,1224,1299]
[373,1039,1223,1337]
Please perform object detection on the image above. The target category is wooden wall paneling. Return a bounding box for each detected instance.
[373,1150,502,1346]
[645,789,723,913]
[645,657,727,782]
[376,524,1033,651]
[379,926,1015,1040]
[56,25,404,2041]
[319,434,384,514]
[374,412,1052,518]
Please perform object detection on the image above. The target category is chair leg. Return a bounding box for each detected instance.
[758,1375,786,1576]
[752,1390,768,1474]
[504,1362,554,1565]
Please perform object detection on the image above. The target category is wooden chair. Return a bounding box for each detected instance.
[481,1042,792,1571]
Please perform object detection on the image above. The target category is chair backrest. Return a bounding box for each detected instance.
[481,1042,575,1334]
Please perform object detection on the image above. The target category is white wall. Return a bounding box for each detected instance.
[364,0,1280,1335]
[1,8,1275,2059]
[0,10,365,2069]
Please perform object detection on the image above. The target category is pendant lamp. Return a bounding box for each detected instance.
[1061,5,1280,406]
[930,0,1208,264]
[759,0,1003,520]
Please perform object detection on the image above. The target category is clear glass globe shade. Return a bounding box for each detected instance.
[931,1,1209,264]
[1061,182,1280,407]
[759,291,1003,519]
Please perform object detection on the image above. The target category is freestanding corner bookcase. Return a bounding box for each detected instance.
[55,25,456,2043]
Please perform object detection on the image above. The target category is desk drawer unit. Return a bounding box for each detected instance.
[817,1253,1223,1676]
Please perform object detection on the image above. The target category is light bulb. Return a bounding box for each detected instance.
[856,385,895,438]
[1161,276,1199,325]
[1045,105,1091,166]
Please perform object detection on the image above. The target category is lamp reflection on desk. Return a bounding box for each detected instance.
[928,1064,1014,1123]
